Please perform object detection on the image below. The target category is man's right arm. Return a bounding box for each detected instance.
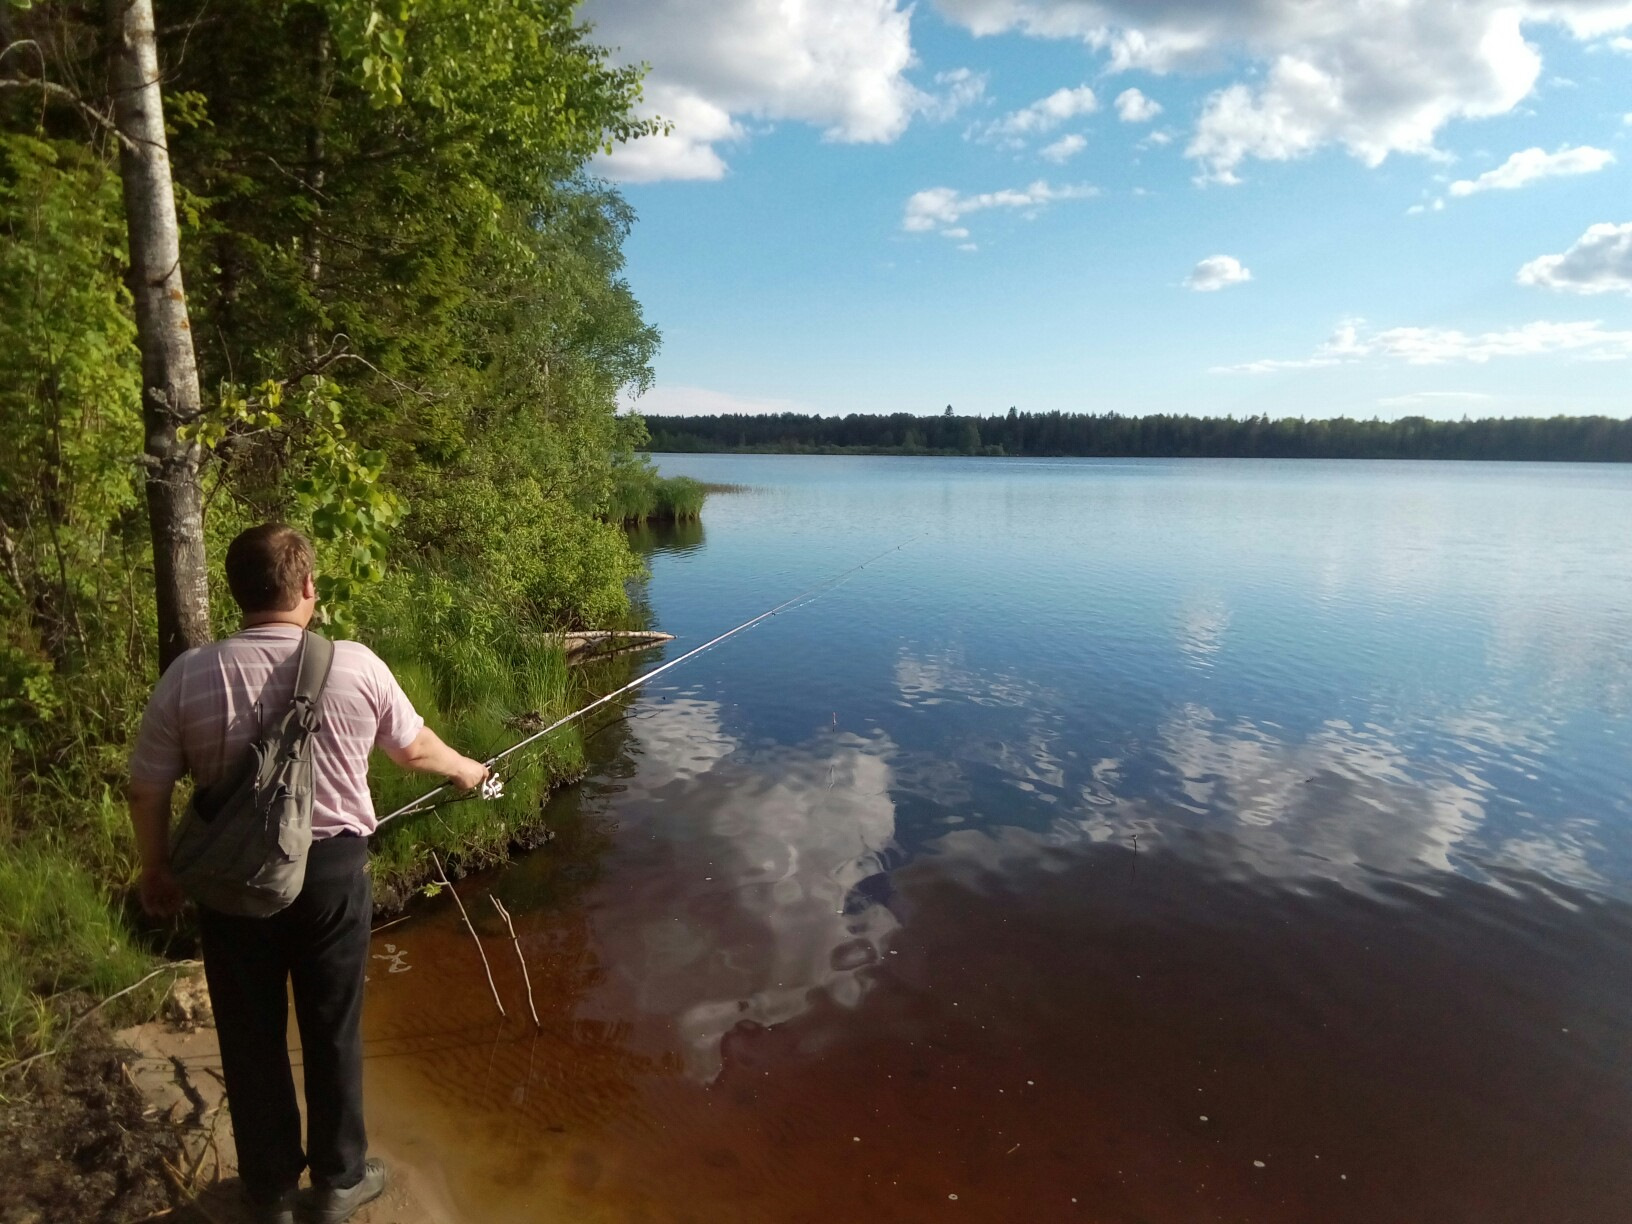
[382,726,489,791]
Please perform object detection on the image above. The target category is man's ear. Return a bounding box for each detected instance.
[303,572,317,601]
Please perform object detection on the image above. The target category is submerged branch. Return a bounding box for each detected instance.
[429,851,506,1019]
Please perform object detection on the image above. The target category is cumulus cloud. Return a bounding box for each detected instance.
[1039,132,1087,162]
[902,179,1098,237]
[595,85,745,181]
[972,84,1098,145]
[932,0,1632,182]
[585,0,921,181]
[1184,254,1252,291]
[1449,145,1615,196]
[1215,317,1632,371]
[1517,222,1632,295]
[1114,87,1162,122]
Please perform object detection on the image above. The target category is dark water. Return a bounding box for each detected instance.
[364,457,1632,1222]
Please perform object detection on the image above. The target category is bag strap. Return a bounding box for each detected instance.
[289,630,336,727]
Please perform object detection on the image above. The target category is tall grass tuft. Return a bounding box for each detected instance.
[608,457,707,524]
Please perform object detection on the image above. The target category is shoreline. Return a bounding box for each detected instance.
[114,969,458,1223]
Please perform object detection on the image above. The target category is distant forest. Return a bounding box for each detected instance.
[644,410,1632,462]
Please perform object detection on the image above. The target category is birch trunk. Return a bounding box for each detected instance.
[106,0,212,671]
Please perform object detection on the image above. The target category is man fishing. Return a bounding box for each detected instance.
[128,523,490,1224]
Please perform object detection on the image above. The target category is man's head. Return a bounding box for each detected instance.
[224,524,317,625]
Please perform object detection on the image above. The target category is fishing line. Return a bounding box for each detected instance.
[377,535,919,827]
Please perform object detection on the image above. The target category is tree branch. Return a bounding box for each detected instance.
[0,71,139,152]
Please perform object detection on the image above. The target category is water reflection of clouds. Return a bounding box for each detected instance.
[890,645,1611,897]
[1176,593,1229,669]
[1150,703,1484,881]
[610,697,900,1081]
[894,646,1071,804]
[894,650,1039,710]
[621,695,736,787]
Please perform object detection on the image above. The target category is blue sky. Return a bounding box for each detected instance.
[580,0,1632,421]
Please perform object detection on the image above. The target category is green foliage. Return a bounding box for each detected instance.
[0,0,674,1062]
[0,132,146,678]
[188,376,405,626]
[0,130,160,1056]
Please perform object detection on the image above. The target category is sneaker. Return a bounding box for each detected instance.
[307,1158,388,1224]
[247,1187,298,1224]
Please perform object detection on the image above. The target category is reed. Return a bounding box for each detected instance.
[608,458,708,524]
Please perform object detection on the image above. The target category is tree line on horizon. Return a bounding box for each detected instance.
[644,409,1632,462]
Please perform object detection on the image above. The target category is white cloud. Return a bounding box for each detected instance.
[1377,391,1495,409]
[585,0,921,181]
[919,67,990,121]
[1214,317,1632,372]
[629,384,810,416]
[1039,132,1087,162]
[972,84,1098,145]
[1611,34,1632,50]
[594,85,745,181]
[932,1,1632,182]
[1517,222,1632,295]
[1448,145,1615,196]
[902,179,1098,236]
[1184,254,1252,291]
[1114,87,1162,122]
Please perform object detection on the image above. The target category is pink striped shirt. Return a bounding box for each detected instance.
[129,624,424,838]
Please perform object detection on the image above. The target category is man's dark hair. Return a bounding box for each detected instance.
[224,524,315,613]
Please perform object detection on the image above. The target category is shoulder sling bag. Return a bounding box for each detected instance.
[169,630,337,917]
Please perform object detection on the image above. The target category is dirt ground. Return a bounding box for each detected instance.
[0,1014,180,1224]
[1,970,450,1224]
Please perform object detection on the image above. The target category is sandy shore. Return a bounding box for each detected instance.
[118,970,458,1224]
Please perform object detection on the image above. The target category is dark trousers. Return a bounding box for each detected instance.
[199,834,372,1201]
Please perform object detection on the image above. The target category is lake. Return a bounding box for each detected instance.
[363,456,1632,1222]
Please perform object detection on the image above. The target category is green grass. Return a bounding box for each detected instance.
[0,658,167,1062]
[0,847,153,1057]
[354,571,604,906]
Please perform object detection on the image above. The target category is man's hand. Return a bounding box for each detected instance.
[447,756,490,792]
[138,864,186,919]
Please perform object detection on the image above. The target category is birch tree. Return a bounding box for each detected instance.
[105,0,209,670]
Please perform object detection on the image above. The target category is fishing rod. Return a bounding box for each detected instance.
[377,535,919,826]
